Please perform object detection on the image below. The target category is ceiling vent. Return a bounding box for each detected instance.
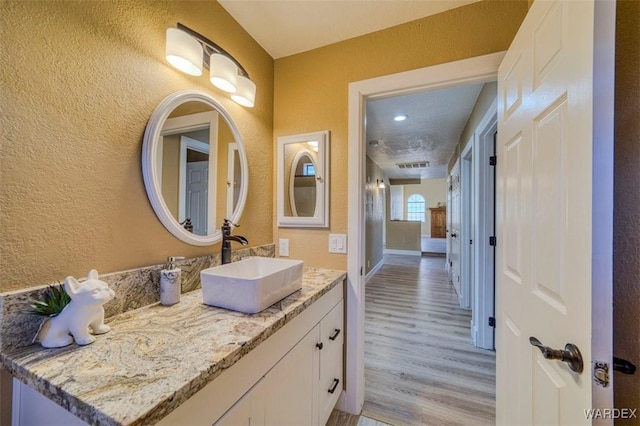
[396,161,429,169]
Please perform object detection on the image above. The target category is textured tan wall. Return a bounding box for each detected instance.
[0,1,274,292]
[365,156,386,274]
[273,0,528,270]
[613,0,640,414]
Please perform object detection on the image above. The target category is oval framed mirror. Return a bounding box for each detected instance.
[288,149,318,217]
[276,130,329,227]
[142,90,249,245]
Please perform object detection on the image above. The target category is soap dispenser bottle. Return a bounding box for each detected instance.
[160,256,184,306]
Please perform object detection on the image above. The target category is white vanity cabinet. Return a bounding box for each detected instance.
[160,281,345,426]
[215,298,344,426]
[316,300,344,426]
[261,299,344,426]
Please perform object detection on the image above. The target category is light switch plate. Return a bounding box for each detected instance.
[279,239,289,257]
[328,234,347,254]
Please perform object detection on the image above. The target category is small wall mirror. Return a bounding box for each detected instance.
[277,131,329,227]
[142,90,248,245]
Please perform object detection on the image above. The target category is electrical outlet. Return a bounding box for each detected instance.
[279,239,289,257]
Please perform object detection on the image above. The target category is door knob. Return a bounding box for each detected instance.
[529,336,584,373]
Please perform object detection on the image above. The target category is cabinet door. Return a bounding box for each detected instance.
[12,379,88,426]
[317,301,344,426]
[263,326,317,426]
[214,377,266,426]
[214,389,251,426]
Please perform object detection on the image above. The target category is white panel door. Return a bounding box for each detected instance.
[449,160,462,301]
[185,160,209,236]
[496,0,614,424]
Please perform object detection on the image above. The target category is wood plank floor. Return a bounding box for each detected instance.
[362,255,495,426]
[327,409,391,426]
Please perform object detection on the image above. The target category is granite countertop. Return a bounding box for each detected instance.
[0,267,346,426]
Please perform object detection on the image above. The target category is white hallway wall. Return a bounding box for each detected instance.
[402,178,447,235]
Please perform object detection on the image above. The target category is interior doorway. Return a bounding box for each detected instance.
[342,51,505,416]
[471,107,497,350]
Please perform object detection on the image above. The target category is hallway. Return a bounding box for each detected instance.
[362,255,495,425]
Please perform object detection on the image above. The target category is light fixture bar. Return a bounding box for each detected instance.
[176,23,250,79]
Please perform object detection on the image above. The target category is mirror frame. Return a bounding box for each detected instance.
[276,130,329,228]
[142,90,249,245]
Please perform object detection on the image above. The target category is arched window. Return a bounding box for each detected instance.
[407,194,425,222]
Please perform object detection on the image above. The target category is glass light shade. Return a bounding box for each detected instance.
[231,76,257,108]
[210,54,238,93]
[166,28,203,76]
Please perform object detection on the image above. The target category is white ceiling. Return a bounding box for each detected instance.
[366,83,484,180]
[218,0,486,182]
[218,0,481,59]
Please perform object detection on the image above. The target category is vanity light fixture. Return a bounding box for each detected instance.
[231,75,257,108]
[166,23,256,108]
[210,53,238,93]
[166,28,203,76]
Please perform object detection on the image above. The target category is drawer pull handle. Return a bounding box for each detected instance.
[329,329,341,341]
[328,378,340,394]
[316,342,323,350]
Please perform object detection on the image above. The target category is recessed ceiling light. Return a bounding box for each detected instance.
[393,114,408,122]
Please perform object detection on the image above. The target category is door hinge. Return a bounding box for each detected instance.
[489,236,497,246]
[360,267,363,276]
[470,239,473,245]
[489,156,497,166]
[488,317,496,327]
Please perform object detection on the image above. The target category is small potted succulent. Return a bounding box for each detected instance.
[26,283,71,344]
[27,283,71,317]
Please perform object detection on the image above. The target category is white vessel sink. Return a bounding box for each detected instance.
[200,257,304,313]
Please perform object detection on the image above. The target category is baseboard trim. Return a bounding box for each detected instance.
[365,259,384,282]
[384,249,421,257]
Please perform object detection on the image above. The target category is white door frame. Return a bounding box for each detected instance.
[341,51,505,414]
[226,142,239,219]
[460,140,474,310]
[472,99,498,350]
[179,136,211,224]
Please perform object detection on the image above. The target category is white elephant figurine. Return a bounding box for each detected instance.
[38,270,115,348]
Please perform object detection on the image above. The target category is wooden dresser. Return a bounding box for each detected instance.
[429,207,446,238]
